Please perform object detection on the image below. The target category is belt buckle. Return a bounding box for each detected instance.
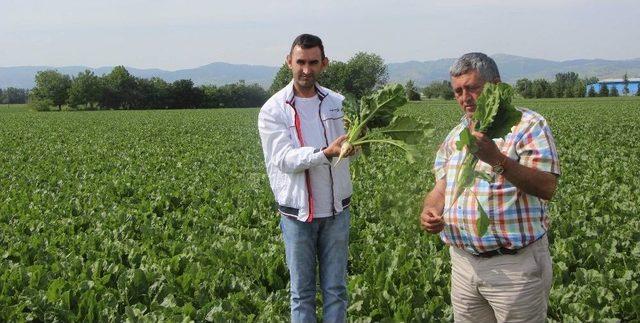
[476,247,516,258]
[496,247,518,256]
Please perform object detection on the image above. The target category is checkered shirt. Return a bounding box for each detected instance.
[434,108,561,255]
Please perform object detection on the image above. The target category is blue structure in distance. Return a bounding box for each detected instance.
[586,78,640,95]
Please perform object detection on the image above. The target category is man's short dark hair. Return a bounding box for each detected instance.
[290,34,325,59]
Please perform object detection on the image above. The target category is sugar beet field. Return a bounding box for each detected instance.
[1,97,639,322]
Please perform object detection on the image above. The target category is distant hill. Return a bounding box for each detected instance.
[2,55,639,89]
[387,54,640,86]
[0,63,279,89]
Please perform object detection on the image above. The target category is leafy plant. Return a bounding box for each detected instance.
[446,83,522,236]
[337,84,433,165]
[1,97,638,321]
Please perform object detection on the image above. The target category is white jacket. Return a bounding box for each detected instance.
[258,80,353,222]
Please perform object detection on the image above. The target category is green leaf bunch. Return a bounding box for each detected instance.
[338,84,433,165]
[448,83,522,237]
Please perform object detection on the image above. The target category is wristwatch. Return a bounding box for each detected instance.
[492,155,509,175]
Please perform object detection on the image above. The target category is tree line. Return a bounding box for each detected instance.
[29,66,270,111]
[403,72,599,101]
[515,72,640,98]
[0,88,29,104]
[514,72,594,99]
[27,52,390,111]
[401,72,640,101]
[8,62,638,110]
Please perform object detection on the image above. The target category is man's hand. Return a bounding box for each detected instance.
[323,135,354,158]
[471,130,558,200]
[470,130,504,166]
[420,206,445,234]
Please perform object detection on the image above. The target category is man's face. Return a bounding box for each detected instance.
[287,45,328,95]
[451,70,486,118]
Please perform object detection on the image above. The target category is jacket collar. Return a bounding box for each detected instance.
[283,80,330,106]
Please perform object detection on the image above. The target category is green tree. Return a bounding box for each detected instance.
[532,79,553,98]
[68,70,101,109]
[0,89,6,106]
[515,78,534,98]
[319,61,348,94]
[572,79,586,97]
[622,73,630,95]
[99,66,136,109]
[583,76,599,85]
[30,98,53,111]
[553,72,580,98]
[169,79,203,109]
[132,77,170,109]
[599,83,609,97]
[31,70,72,110]
[344,52,388,98]
[404,80,421,101]
[201,85,223,108]
[1,87,29,104]
[269,64,292,94]
[584,76,599,98]
[610,85,619,97]
[204,81,269,108]
[422,80,454,100]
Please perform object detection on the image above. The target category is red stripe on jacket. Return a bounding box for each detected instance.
[288,100,315,222]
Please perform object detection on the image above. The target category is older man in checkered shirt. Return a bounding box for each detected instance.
[420,52,560,323]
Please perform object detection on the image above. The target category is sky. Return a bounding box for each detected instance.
[1,0,639,70]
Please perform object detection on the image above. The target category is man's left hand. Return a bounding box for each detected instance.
[470,130,503,165]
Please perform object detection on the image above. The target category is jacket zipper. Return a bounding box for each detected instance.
[317,96,337,216]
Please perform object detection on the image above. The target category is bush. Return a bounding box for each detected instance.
[30,99,53,111]
[422,81,454,100]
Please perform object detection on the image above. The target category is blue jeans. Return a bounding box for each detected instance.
[280,209,350,323]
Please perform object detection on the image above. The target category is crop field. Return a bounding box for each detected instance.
[1,97,639,321]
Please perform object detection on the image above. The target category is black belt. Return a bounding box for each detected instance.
[475,247,518,258]
[473,234,546,258]
[278,196,351,217]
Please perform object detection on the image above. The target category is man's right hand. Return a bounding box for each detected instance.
[323,135,350,158]
[420,206,445,234]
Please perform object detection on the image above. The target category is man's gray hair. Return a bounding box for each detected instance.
[449,53,501,82]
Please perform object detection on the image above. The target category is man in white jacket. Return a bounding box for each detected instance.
[258,34,354,322]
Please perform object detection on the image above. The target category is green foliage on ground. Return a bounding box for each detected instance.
[1,97,638,321]
[0,103,32,113]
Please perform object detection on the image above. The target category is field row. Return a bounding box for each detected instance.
[1,97,639,321]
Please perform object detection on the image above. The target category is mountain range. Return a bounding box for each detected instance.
[2,54,639,89]
[388,54,640,86]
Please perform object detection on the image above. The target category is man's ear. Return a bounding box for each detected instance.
[286,55,292,69]
[321,57,329,70]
